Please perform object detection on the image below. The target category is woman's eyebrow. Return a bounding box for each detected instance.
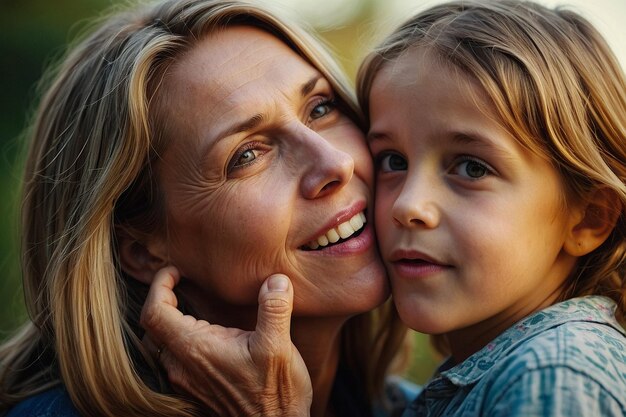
[203,113,267,153]
[219,74,323,139]
[229,113,267,136]
[300,74,323,98]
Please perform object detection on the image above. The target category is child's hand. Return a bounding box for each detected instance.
[141,266,312,416]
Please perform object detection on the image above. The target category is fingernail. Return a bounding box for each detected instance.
[268,275,288,292]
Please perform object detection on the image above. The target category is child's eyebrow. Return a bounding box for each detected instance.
[366,131,387,144]
[453,132,493,146]
[367,129,516,160]
[451,132,512,157]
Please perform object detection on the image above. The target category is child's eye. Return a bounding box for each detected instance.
[378,153,408,172]
[451,156,494,179]
[309,98,336,121]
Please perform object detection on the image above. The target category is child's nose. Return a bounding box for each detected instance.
[391,177,441,229]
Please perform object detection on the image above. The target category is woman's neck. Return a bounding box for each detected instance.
[291,316,345,417]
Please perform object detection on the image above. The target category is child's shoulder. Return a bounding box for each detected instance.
[508,313,626,375]
[483,296,626,414]
[450,296,625,381]
[505,296,626,371]
[406,297,626,416]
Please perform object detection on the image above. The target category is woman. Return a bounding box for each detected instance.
[0,0,408,416]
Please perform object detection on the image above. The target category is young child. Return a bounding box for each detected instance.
[357,0,626,415]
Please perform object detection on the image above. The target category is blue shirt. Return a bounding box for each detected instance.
[4,386,80,417]
[402,296,626,417]
[5,367,421,417]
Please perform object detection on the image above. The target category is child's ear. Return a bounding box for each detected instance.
[117,226,169,285]
[564,188,622,257]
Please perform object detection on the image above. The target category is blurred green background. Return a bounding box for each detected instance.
[0,0,441,384]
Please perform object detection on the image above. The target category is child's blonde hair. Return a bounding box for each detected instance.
[358,0,626,327]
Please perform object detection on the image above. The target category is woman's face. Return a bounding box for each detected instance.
[153,26,386,322]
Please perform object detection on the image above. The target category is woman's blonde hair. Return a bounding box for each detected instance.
[0,0,406,415]
[358,0,626,352]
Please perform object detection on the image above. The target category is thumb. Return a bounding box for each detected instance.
[253,274,294,352]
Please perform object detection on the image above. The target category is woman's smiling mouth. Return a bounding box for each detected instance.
[301,211,367,251]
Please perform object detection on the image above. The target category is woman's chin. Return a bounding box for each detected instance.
[291,261,389,317]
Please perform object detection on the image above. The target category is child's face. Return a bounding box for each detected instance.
[368,48,581,357]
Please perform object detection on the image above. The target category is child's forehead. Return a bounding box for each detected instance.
[375,46,436,81]
[371,47,484,104]
[368,47,526,154]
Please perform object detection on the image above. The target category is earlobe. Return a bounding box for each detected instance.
[117,227,169,285]
[564,188,622,257]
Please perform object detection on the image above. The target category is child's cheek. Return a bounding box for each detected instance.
[374,185,394,252]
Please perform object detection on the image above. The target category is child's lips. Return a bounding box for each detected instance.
[398,258,436,265]
[391,258,451,278]
[388,249,446,265]
[388,249,452,278]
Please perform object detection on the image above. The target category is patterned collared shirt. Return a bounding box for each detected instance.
[402,296,626,417]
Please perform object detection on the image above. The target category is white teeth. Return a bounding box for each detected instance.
[305,211,367,250]
[349,214,364,231]
[327,229,340,243]
[338,222,353,239]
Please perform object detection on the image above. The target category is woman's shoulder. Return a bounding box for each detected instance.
[4,386,80,417]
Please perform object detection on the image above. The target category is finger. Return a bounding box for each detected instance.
[252,274,294,353]
[140,266,185,346]
[142,332,159,358]
[145,266,181,309]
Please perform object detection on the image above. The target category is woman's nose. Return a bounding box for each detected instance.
[391,176,441,229]
[298,128,354,199]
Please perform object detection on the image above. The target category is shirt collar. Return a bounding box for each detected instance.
[438,296,625,386]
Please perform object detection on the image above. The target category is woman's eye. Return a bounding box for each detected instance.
[237,149,257,165]
[230,147,261,171]
[379,153,407,172]
[452,157,492,179]
[310,99,336,120]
